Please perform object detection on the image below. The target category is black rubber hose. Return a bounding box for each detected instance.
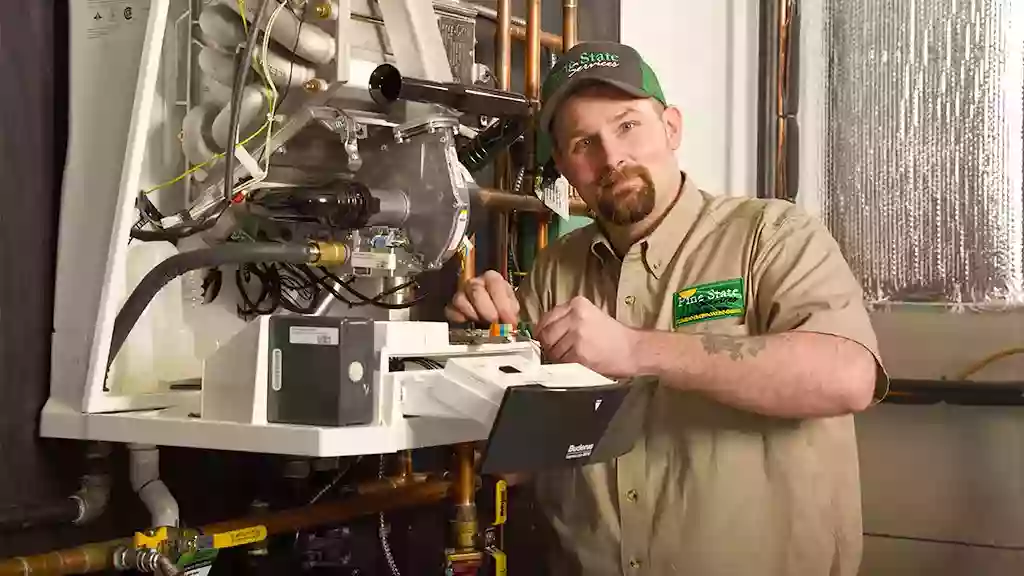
[458,118,527,172]
[0,498,80,532]
[223,0,273,203]
[107,243,316,370]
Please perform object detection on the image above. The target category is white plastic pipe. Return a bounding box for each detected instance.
[211,84,269,149]
[182,103,224,165]
[261,43,317,89]
[198,2,247,50]
[129,444,180,528]
[198,46,237,88]
[222,0,336,65]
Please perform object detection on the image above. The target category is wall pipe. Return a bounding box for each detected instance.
[450,444,478,554]
[493,0,513,280]
[0,479,452,576]
[472,4,564,51]
[129,445,180,529]
[525,0,546,254]
[0,442,111,533]
[475,188,589,215]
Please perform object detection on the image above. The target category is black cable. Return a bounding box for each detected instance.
[317,268,425,310]
[107,242,316,375]
[863,532,1024,551]
[224,0,273,203]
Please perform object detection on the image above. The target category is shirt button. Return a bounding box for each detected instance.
[626,489,639,503]
[629,559,642,569]
[624,295,636,306]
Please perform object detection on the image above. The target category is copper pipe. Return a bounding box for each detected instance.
[494,0,513,279]
[459,244,475,284]
[0,539,131,576]
[206,479,451,535]
[451,443,477,551]
[562,0,578,50]
[511,25,562,51]
[475,188,589,215]
[454,444,475,508]
[1,480,452,576]
[525,0,546,253]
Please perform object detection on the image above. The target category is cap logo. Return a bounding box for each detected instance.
[547,51,622,95]
[564,51,620,79]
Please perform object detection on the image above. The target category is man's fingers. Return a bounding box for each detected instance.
[482,271,519,324]
[467,281,500,323]
[536,302,572,335]
[448,291,480,323]
[445,305,468,323]
[546,329,577,363]
[537,313,573,356]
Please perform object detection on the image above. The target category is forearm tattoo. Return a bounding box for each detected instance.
[700,334,768,361]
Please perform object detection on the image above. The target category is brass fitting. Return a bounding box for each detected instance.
[302,78,328,93]
[314,2,332,18]
[311,241,348,265]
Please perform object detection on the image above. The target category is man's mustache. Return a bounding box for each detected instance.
[598,165,650,189]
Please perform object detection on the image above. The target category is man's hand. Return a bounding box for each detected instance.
[445,270,520,324]
[536,296,639,378]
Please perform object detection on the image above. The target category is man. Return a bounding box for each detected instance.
[447,41,888,576]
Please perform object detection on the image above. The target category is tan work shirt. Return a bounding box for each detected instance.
[517,174,888,576]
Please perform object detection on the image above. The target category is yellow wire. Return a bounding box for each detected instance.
[954,347,1024,381]
[143,0,278,197]
[141,120,270,196]
[238,0,249,35]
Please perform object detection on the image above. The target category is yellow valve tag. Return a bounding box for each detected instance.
[487,548,507,576]
[133,527,170,549]
[211,525,268,549]
[493,480,508,526]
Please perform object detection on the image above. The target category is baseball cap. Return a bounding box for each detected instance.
[536,42,666,167]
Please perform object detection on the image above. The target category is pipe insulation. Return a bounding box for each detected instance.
[802,0,1024,304]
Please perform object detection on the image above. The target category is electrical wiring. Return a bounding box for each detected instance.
[136,0,283,240]
[140,120,270,197]
[317,267,425,310]
[223,0,273,204]
[953,347,1024,381]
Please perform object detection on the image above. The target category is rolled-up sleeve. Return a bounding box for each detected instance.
[750,208,890,402]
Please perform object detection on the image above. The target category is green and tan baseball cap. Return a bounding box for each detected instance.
[537,41,666,166]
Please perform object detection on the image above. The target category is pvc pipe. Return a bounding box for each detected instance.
[182,104,224,167]
[198,2,247,50]
[222,0,336,65]
[211,84,268,150]
[129,445,180,529]
[261,43,317,89]
[198,46,236,87]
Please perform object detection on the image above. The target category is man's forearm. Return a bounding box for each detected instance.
[630,329,877,418]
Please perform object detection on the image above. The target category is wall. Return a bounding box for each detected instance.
[622,2,1024,575]
[620,0,758,197]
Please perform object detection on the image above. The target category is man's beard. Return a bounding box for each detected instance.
[594,164,656,225]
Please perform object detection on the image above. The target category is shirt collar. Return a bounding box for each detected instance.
[588,173,704,279]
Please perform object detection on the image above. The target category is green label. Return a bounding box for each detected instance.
[178,548,219,576]
[672,278,746,328]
